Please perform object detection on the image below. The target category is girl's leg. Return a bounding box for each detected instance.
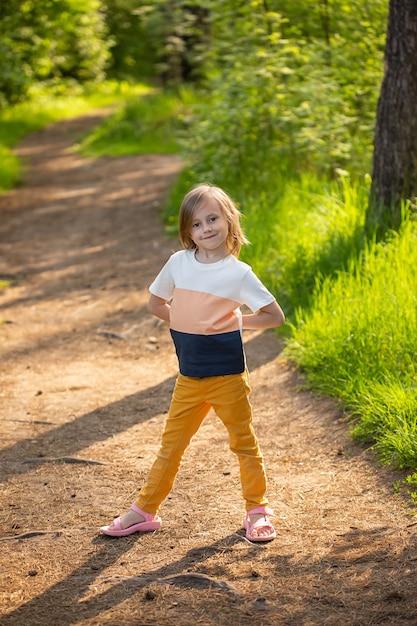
[103,375,210,532]
[134,374,210,514]
[208,371,268,512]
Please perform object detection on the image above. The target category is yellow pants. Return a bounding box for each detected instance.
[135,370,269,514]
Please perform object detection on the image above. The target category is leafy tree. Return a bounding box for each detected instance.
[367,0,417,234]
[0,0,111,106]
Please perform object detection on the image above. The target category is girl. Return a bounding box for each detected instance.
[101,183,285,541]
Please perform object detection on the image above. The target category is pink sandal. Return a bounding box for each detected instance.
[243,506,276,542]
[100,503,162,537]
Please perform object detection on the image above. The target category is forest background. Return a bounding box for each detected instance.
[1,0,417,496]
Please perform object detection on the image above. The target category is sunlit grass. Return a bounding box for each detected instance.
[240,174,367,316]
[285,213,417,469]
[78,87,196,157]
[0,146,21,191]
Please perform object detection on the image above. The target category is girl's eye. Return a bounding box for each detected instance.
[192,222,200,228]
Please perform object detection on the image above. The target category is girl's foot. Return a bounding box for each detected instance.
[244,506,276,542]
[248,513,275,538]
[100,504,162,537]
[109,508,145,530]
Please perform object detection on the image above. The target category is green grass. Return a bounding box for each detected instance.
[285,213,417,470]
[240,175,367,316]
[0,81,152,191]
[0,147,21,191]
[78,87,196,157]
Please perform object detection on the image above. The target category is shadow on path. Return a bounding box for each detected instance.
[2,525,417,625]
[0,330,284,485]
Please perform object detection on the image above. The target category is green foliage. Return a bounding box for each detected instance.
[352,381,417,469]
[102,0,211,84]
[273,0,387,45]
[136,0,210,84]
[406,473,417,488]
[177,0,387,186]
[0,0,111,106]
[103,0,159,80]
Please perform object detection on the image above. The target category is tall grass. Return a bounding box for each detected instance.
[238,175,367,317]
[285,212,417,469]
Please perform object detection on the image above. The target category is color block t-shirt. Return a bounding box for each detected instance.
[149,250,275,377]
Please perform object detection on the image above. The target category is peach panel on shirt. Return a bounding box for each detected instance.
[170,288,241,335]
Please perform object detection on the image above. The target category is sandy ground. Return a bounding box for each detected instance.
[0,113,416,626]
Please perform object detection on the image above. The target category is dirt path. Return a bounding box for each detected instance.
[0,113,416,626]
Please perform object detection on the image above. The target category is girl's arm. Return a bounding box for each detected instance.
[148,294,171,323]
[241,300,285,330]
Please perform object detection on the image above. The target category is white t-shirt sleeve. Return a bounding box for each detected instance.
[149,256,175,301]
[240,269,276,312]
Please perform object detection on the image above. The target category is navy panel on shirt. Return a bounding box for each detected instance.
[170,329,245,377]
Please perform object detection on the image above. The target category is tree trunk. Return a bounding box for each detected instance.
[367,0,417,234]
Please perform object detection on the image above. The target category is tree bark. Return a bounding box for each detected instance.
[367,0,417,234]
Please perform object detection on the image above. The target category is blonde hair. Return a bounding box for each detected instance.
[178,183,249,257]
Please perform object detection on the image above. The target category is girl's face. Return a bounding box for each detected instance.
[188,197,229,260]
